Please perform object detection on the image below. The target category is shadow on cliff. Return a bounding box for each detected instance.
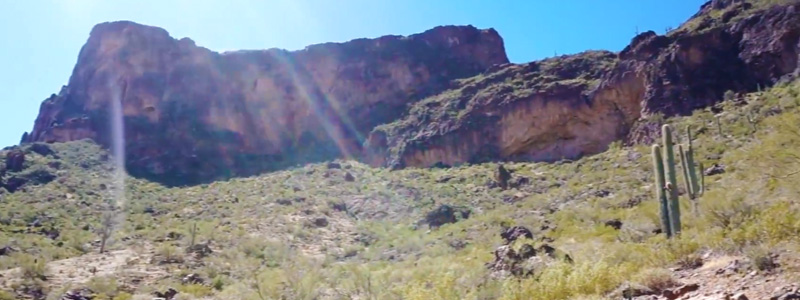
[119,114,356,188]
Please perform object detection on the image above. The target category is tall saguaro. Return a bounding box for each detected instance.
[662,125,681,235]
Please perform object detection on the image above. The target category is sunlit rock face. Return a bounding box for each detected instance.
[365,1,800,168]
[26,2,800,184]
[25,21,508,185]
[364,51,645,169]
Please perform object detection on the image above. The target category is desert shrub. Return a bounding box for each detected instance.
[744,244,779,271]
[154,244,184,264]
[86,276,120,299]
[0,290,15,300]
[111,292,133,300]
[179,284,214,297]
[14,253,47,281]
[498,261,624,300]
[211,276,225,291]
[632,268,678,292]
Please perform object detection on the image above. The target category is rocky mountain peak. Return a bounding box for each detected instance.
[24,21,507,185]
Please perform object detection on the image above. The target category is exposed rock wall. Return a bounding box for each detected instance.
[25,21,508,185]
[24,1,800,181]
[367,0,800,168]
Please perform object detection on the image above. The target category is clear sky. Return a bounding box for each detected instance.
[0,0,706,147]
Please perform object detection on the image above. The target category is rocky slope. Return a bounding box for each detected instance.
[364,51,635,168]
[21,0,800,183]
[23,21,507,185]
[4,78,800,299]
[367,0,800,169]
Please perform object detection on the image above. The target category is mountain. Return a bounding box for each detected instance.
[22,21,507,186]
[22,0,800,187]
[5,1,800,299]
[367,0,800,169]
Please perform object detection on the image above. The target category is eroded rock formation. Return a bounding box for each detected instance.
[23,1,800,182]
[25,21,508,185]
[367,0,800,169]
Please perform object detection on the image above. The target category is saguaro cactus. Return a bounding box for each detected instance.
[662,125,681,235]
[680,127,704,216]
[652,144,672,238]
[652,125,709,237]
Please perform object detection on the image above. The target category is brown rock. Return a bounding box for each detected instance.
[368,2,800,168]
[732,292,749,300]
[344,172,355,182]
[61,288,94,300]
[181,273,204,285]
[26,2,800,178]
[313,217,329,227]
[604,219,623,230]
[366,51,632,169]
[186,243,213,258]
[153,287,178,300]
[423,204,470,229]
[500,226,533,244]
[705,163,726,176]
[5,149,25,172]
[25,21,508,186]
[662,283,700,300]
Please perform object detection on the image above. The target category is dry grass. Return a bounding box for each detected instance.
[3,79,800,299]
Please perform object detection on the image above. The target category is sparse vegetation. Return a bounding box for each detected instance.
[4,77,800,299]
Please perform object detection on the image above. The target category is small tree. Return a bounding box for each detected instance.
[98,209,117,253]
[723,90,736,102]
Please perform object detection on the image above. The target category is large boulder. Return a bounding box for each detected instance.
[500,226,533,244]
[423,204,471,229]
[5,149,25,172]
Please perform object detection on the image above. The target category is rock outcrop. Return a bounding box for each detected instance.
[24,21,508,185]
[24,1,800,181]
[365,50,637,168]
[0,144,59,193]
[367,0,800,168]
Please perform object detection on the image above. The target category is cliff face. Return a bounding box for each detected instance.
[24,0,800,182]
[364,51,642,168]
[367,0,800,168]
[25,21,508,185]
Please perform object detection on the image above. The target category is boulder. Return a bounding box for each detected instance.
[313,217,329,227]
[344,172,356,182]
[153,288,178,300]
[604,219,623,230]
[5,149,25,172]
[424,204,470,229]
[60,288,94,300]
[705,163,726,176]
[182,273,204,285]
[28,143,55,157]
[500,226,533,244]
[3,176,29,193]
[186,243,213,258]
[509,176,530,189]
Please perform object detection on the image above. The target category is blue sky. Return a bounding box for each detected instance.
[0,0,705,147]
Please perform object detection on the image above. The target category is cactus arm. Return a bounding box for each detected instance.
[652,144,672,238]
[699,162,705,196]
[679,144,694,199]
[685,126,700,198]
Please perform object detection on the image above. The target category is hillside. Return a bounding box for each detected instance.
[4,75,800,299]
[21,0,800,186]
[5,0,800,299]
